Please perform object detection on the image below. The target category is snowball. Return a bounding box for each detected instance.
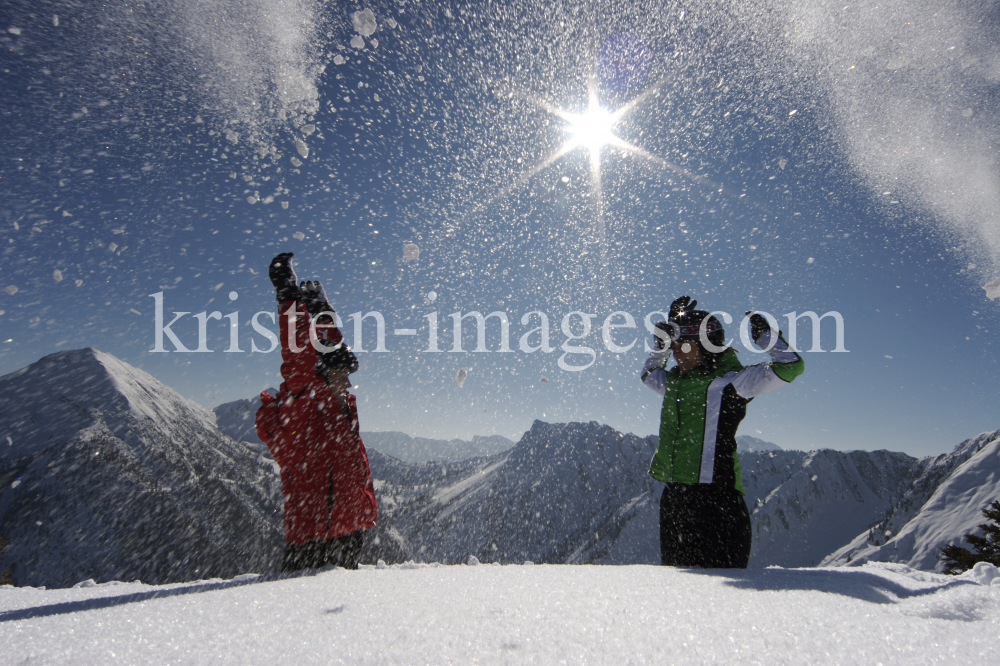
[281,201,289,209]
[108,242,118,252]
[403,243,419,260]
[291,157,303,168]
[295,140,309,159]
[293,231,305,241]
[225,130,239,145]
[74,279,83,287]
[247,196,258,204]
[778,158,787,170]
[301,124,316,136]
[427,291,437,302]
[8,27,21,36]
[229,172,237,179]
[966,562,1000,586]
[456,368,468,388]
[333,55,345,65]
[370,39,378,49]
[53,269,63,282]
[352,9,377,37]
[351,35,365,50]
[387,18,398,30]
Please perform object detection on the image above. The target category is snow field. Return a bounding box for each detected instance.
[1,562,998,665]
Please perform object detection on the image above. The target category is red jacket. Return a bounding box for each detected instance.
[255,300,377,543]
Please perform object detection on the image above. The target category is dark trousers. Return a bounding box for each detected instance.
[659,483,752,568]
[281,530,366,573]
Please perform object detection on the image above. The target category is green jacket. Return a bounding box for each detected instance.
[640,331,804,493]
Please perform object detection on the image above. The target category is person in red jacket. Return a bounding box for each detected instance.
[255,253,378,572]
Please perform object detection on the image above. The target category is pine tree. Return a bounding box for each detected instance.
[940,499,1000,575]
[0,534,11,586]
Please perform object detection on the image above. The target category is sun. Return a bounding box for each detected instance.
[564,96,619,156]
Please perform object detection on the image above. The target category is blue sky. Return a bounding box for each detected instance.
[0,1,997,458]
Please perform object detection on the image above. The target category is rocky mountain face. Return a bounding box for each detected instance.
[0,349,284,588]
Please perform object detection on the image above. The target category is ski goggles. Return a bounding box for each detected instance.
[654,318,723,343]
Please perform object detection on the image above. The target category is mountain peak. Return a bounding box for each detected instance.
[0,347,214,464]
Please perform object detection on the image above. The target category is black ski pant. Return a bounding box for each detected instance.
[659,483,752,568]
[281,530,366,572]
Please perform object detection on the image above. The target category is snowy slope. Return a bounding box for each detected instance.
[0,349,284,588]
[1,562,997,665]
[824,429,1000,571]
[742,449,925,567]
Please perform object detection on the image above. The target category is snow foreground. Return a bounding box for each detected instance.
[2,563,998,664]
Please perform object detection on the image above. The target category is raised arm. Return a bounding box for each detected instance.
[729,314,804,400]
[640,349,671,396]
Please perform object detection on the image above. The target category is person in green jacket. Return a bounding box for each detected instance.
[640,296,804,568]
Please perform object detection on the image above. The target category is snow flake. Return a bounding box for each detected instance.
[352,9,377,37]
[403,243,419,260]
[351,35,365,50]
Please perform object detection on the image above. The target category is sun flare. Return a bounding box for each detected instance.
[565,97,618,155]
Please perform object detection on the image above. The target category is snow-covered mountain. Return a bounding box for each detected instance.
[359,431,515,463]
[3,349,997,587]
[211,389,276,456]
[370,421,663,565]
[736,435,782,453]
[212,396,514,463]
[741,449,924,567]
[0,349,285,588]
[823,428,1000,571]
[368,422,960,569]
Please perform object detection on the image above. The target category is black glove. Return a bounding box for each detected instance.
[318,346,359,376]
[268,253,300,302]
[300,280,333,316]
[746,311,772,342]
[669,296,697,321]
